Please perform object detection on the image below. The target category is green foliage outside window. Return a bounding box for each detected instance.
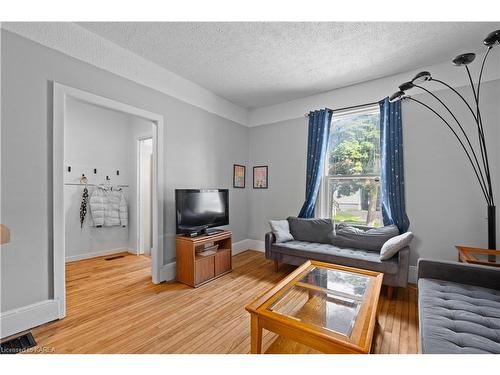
[327,111,381,227]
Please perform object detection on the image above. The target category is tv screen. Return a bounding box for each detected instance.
[175,189,229,234]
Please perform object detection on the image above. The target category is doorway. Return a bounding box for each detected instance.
[53,83,165,319]
[138,137,153,256]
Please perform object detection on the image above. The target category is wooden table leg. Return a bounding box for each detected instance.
[250,314,262,354]
[386,286,394,300]
[376,295,382,321]
[308,289,315,301]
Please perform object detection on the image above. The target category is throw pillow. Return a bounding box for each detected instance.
[379,232,414,260]
[332,224,400,251]
[287,217,335,244]
[269,220,294,243]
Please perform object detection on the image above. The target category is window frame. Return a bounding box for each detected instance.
[316,104,382,227]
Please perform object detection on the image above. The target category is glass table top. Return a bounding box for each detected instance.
[266,266,371,336]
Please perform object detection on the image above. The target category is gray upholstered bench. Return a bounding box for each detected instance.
[417,259,500,354]
[265,232,410,290]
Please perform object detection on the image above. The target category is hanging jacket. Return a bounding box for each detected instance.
[80,187,89,228]
[89,185,128,227]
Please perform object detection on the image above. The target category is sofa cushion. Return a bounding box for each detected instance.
[418,278,500,354]
[287,217,335,244]
[269,220,294,243]
[332,224,400,251]
[380,232,414,260]
[271,240,399,274]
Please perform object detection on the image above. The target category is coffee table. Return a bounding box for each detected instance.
[456,245,500,267]
[245,260,383,354]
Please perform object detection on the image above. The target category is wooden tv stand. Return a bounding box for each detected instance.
[176,230,232,287]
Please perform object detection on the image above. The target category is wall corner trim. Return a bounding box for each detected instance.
[233,239,265,254]
[160,261,177,282]
[0,299,59,339]
[409,265,418,285]
[65,248,134,263]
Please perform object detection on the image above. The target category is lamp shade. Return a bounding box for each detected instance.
[452,53,476,66]
[398,81,414,91]
[484,29,500,47]
[389,91,405,102]
[412,71,432,83]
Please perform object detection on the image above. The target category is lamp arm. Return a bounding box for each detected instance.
[429,79,489,186]
[405,97,490,204]
[465,64,488,155]
[431,79,478,122]
[465,65,480,106]
[467,62,495,205]
[477,47,492,103]
[414,84,489,196]
[478,105,494,204]
[476,48,495,205]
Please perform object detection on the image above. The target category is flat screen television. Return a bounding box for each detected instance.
[175,189,229,234]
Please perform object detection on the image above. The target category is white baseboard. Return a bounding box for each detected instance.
[232,239,251,255]
[409,265,418,284]
[160,261,176,282]
[233,239,265,255]
[0,299,59,339]
[65,248,133,263]
[246,239,265,252]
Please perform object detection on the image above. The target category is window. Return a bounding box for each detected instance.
[319,105,382,227]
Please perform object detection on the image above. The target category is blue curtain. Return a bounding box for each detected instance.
[298,109,333,218]
[379,98,410,233]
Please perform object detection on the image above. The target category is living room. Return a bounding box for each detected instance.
[1,1,499,372]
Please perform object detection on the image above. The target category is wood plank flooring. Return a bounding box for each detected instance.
[28,251,418,354]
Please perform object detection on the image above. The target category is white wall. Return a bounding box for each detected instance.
[403,80,500,266]
[1,22,248,125]
[248,79,500,271]
[248,117,307,239]
[64,98,152,261]
[1,31,249,315]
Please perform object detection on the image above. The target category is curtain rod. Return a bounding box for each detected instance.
[304,100,381,117]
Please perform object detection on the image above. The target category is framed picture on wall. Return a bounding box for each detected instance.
[253,166,268,189]
[233,164,246,188]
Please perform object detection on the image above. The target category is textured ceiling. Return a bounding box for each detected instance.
[78,22,499,108]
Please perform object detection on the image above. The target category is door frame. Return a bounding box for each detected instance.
[53,82,165,319]
[137,136,153,256]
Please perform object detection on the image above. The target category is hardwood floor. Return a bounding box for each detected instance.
[29,251,418,354]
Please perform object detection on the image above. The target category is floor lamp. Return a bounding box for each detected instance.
[389,29,500,262]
